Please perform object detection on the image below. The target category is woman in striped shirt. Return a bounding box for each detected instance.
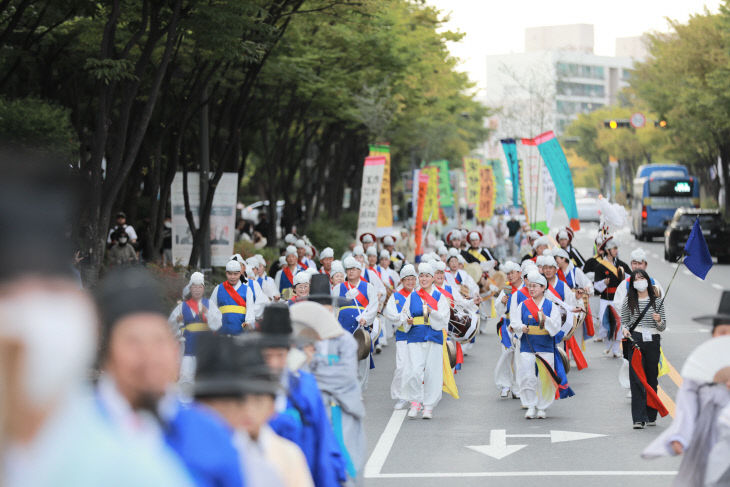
[620,269,666,429]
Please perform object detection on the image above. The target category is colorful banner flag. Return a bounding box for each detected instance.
[421,166,440,223]
[500,139,520,207]
[356,156,386,239]
[518,138,548,233]
[463,157,481,205]
[425,160,454,208]
[414,172,429,256]
[485,159,507,207]
[683,217,713,278]
[477,167,495,221]
[369,144,393,233]
[534,131,580,231]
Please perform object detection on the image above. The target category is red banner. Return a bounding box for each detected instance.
[414,173,429,256]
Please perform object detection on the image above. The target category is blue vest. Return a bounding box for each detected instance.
[499,287,528,348]
[518,299,555,354]
[279,267,300,293]
[336,281,370,334]
[269,371,347,487]
[393,291,410,341]
[216,283,247,335]
[550,279,566,301]
[164,402,246,487]
[181,298,210,356]
[565,267,577,289]
[406,289,444,344]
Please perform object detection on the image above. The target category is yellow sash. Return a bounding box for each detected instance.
[219,305,246,314]
[468,248,487,262]
[182,322,210,332]
[596,257,618,277]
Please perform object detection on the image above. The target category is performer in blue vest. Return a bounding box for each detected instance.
[274,245,301,300]
[400,263,450,420]
[383,264,418,410]
[494,261,528,398]
[168,271,210,389]
[208,260,255,335]
[332,256,378,390]
[261,304,347,487]
[512,271,574,420]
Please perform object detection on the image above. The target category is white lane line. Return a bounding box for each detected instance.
[369,470,678,478]
[712,283,724,290]
[364,409,407,477]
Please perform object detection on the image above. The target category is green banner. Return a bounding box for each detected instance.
[484,159,506,207]
[423,160,454,207]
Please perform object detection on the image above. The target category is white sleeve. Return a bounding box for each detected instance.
[462,272,479,298]
[245,285,255,327]
[125,225,138,241]
[390,270,400,287]
[512,302,526,338]
[544,301,562,336]
[207,286,222,332]
[107,228,114,244]
[576,268,593,294]
[564,286,577,308]
[274,270,282,290]
[361,283,379,324]
[383,295,400,322]
[263,277,279,299]
[594,279,607,293]
[253,281,267,317]
[429,294,451,331]
[370,273,387,304]
[494,290,508,317]
[168,303,183,330]
[613,281,627,308]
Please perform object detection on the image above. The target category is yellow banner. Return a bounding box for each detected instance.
[370,144,393,229]
[421,166,440,223]
[463,157,481,205]
[477,167,495,221]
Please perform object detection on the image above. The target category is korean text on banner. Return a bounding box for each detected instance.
[421,166,440,223]
[500,139,520,206]
[463,157,481,205]
[356,156,386,238]
[486,159,507,206]
[534,131,580,231]
[428,160,454,207]
[477,167,495,221]
[369,144,393,232]
[171,172,238,267]
[414,173,430,256]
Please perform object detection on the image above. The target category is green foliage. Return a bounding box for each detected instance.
[305,212,358,258]
[0,96,77,158]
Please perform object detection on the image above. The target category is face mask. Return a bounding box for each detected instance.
[118,238,128,245]
[633,280,649,292]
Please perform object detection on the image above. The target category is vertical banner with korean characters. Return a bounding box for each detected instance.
[171,172,238,267]
[369,144,393,236]
[420,165,440,224]
[414,172,430,257]
[463,156,481,206]
[477,167,496,221]
[356,156,386,240]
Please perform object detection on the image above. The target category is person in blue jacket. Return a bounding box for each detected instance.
[261,303,348,487]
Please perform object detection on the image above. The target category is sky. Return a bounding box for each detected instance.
[425,0,722,96]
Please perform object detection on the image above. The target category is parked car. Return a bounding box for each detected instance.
[576,196,601,222]
[663,208,730,263]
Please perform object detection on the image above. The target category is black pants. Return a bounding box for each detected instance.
[627,332,661,423]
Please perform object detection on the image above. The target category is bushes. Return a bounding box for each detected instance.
[305,212,357,258]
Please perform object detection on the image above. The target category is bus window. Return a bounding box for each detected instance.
[649,179,693,197]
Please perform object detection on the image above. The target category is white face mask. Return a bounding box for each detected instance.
[633,280,649,292]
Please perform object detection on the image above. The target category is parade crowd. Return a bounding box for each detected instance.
[3,165,730,487]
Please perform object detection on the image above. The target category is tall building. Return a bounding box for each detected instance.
[484,24,636,146]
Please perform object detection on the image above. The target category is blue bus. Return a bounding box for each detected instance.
[631,164,700,241]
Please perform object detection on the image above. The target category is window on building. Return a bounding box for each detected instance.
[557,82,605,97]
[556,62,605,80]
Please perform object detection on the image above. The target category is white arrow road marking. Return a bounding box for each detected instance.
[466,430,527,459]
[364,409,407,477]
[467,430,607,460]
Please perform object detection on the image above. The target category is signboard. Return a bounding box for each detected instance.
[477,167,495,221]
[369,144,393,234]
[420,166,440,223]
[171,172,238,267]
[630,112,646,129]
[356,156,386,239]
[463,156,481,205]
[427,160,454,207]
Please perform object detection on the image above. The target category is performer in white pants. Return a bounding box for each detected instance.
[382,264,418,409]
[400,263,450,419]
[512,271,563,419]
[494,261,527,398]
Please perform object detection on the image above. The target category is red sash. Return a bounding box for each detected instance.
[185,299,206,321]
[371,266,381,279]
[345,281,369,308]
[518,287,530,298]
[417,288,439,311]
[320,268,330,278]
[547,282,562,301]
[283,266,296,287]
[530,256,537,262]
[523,296,541,320]
[557,268,567,284]
[222,281,246,307]
[298,259,308,270]
[437,286,454,308]
[398,288,411,298]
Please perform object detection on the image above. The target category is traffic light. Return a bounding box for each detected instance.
[654,120,668,128]
[603,119,630,129]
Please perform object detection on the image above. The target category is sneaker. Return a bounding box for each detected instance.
[525,407,536,419]
[407,402,421,419]
[537,409,547,419]
[633,422,645,429]
[521,404,528,409]
[500,387,510,398]
[646,421,656,427]
[511,392,520,400]
[422,408,433,419]
[394,399,408,410]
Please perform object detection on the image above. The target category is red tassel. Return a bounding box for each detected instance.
[454,341,464,374]
[565,336,588,370]
[630,347,669,417]
[584,301,595,337]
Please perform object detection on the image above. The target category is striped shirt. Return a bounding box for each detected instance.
[620,297,666,333]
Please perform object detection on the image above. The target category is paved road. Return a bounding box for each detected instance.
[361,215,728,486]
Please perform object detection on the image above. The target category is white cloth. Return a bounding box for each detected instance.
[445,269,479,299]
[207,281,256,331]
[106,224,138,243]
[391,341,410,401]
[274,266,300,292]
[260,275,281,300]
[234,429,286,487]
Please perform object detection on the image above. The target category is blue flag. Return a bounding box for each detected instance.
[683,217,713,279]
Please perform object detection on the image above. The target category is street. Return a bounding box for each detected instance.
[362,215,727,486]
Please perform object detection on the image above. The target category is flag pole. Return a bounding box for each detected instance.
[658,253,684,308]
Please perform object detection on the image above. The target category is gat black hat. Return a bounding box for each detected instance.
[307,273,349,306]
[194,334,279,398]
[693,290,730,329]
[258,302,294,349]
